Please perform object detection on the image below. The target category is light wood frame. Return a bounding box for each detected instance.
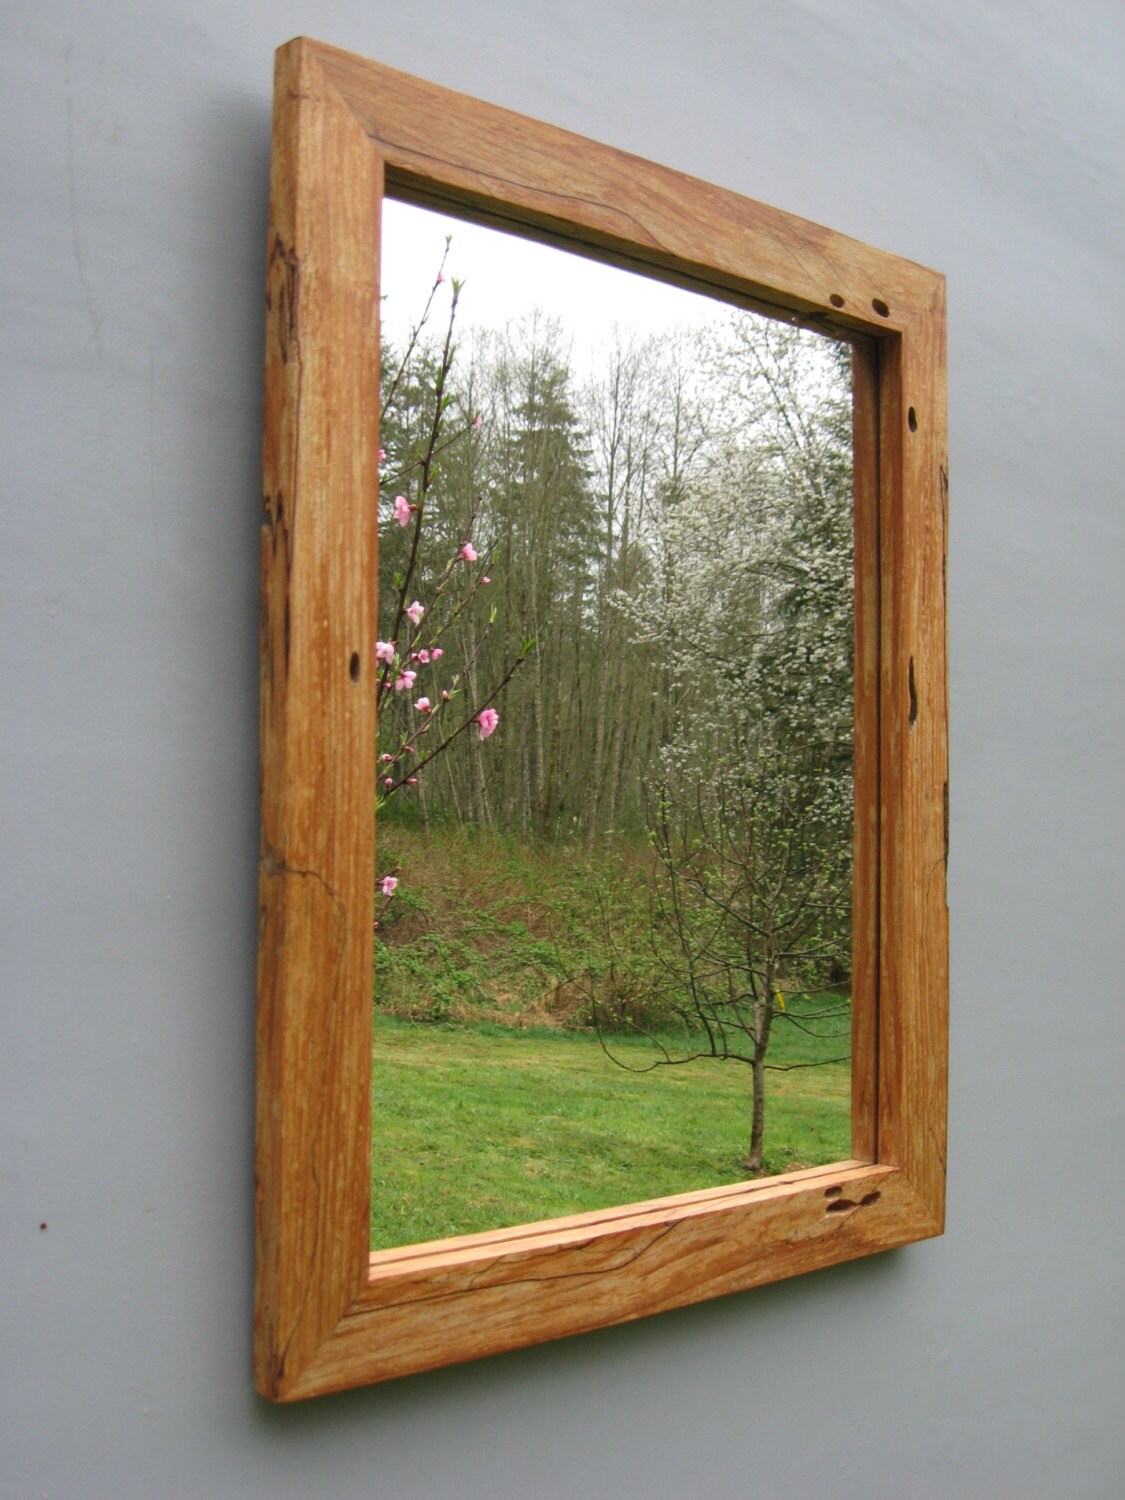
[255,37,948,1402]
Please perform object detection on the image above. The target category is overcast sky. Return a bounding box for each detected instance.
[380,197,728,373]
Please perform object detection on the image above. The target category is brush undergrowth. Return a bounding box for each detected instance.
[374,811,664,1029]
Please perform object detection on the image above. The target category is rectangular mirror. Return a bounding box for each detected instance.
[373,201,856,1250]
[255,38,948,1400]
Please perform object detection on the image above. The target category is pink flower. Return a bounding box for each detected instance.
[416,648,431,664]
[393,495,412,527]
[481,575,491,585]
[406,600,424,626]
[378,448,386,462]
[476,708,499,740]
[381,753,393,763]
[384,777,394,789]
[436,272,445,284]
[394,670,417,692]
[406,776,418,785]
[375,640,396,664]
[441,690,450,701]
[459,542,478,562]
[431,647,444,660]
[380,875,398,897]
[473,414,482,430]
[415,696,431,713]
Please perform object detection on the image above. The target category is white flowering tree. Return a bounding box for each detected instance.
[591,318,855,1173]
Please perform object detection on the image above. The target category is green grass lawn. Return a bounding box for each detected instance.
[371,1014,851,1249]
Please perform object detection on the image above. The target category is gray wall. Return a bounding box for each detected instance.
[3,2,1121,1496]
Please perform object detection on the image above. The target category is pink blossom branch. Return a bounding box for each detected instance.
[378,639,531,796]
[377,279,463,703]
[380,241,451,426]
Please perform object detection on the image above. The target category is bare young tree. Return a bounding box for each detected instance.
[632,755,851,1173]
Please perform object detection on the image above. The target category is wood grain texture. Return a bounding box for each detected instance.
[254,36,948,1400]
[875,286,949,1226]
[312,41,936,341]
[850,339,881,1162]
[319,1163,927,1397]
[255,40,381,1400]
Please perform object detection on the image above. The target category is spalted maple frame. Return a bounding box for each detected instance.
[255,37,948,1401]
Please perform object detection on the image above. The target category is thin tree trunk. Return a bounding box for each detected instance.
[745,963,774,1173]
[746,1051,766,1173]
[462,611,493,826]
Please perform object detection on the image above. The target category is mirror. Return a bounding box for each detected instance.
[255,39,947,1399]
[372,201,855,1250]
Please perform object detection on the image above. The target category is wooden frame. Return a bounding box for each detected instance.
[255,37,948,1401]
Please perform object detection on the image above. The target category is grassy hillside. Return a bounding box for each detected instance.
[371,816,852,1249]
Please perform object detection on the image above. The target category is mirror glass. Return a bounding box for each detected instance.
[372,198,855,1251]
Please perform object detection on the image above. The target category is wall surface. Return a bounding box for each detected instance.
[2,2,1122,1496]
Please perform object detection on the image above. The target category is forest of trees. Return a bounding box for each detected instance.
[375,260,856,1171]
[378,286,853,838]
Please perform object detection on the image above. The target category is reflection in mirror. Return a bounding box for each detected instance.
[372,200,854,1252]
